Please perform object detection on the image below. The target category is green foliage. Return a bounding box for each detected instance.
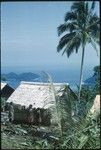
[1,97,6,111]
[93,65,100,94]
[43,72,100,149]
[54,109,100,149]
[93,65,100,74]
[66,85,100,149]
[94,81,100,95]
[57,1,99,57]
[33,140,55,149]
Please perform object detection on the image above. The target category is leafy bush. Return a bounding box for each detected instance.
[45,73,100,149]
[1,97,6,111]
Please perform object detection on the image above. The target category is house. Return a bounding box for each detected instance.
[7,81,77,125]
[1,82,15,99]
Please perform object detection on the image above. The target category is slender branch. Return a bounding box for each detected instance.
[86,32,99,57]
[86,20,99,31]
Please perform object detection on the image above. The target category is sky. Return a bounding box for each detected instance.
[1,2,100,73]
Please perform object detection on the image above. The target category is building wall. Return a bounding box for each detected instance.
[13,107,51,126]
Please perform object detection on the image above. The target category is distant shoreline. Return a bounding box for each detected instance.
[1,65,95,92]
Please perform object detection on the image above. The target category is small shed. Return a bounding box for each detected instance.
[1,82,15,99]
[7,81,76,125]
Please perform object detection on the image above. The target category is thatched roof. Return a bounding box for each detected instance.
[1,82,7,90]
[7,81,69,109]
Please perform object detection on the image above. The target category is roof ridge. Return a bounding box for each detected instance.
[20,81,69,86]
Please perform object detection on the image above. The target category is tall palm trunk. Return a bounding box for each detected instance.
[78,43,85,102]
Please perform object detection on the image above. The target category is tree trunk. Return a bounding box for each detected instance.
[78,44,85,102]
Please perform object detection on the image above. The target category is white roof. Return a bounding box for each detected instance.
[7,81,68,109]
[1,82,7,90]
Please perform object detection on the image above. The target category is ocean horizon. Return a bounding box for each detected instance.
[1,65,94,91]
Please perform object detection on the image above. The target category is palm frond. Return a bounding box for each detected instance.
[86,15,100,45]
[88,13,99,26]
[62,34,81,57]
[91,1,96,11]
[64,11,77,22]
[71,1,85,13]
[88,1,97,23]
[85,2,89,16]
[71,2,89,27]
[41,72,62,132]
[75,36,81,53]
[89,37,99,57]
[63,43,75,58]
[57,24,67,36]
[57,32,76,53]
[57,22,77,36]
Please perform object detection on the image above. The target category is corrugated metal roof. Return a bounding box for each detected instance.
[7,81,67,109]
[1,82,7,90]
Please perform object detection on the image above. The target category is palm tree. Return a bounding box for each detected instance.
[57,1,99,101]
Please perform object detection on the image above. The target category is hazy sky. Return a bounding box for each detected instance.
[1,2,100,71]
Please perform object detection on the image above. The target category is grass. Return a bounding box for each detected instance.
[1,124,34,149]
[1,124,59,149]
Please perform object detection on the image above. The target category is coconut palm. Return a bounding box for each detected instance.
[57,1,100,101]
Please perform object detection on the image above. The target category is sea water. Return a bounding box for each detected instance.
[1,66,94,91]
